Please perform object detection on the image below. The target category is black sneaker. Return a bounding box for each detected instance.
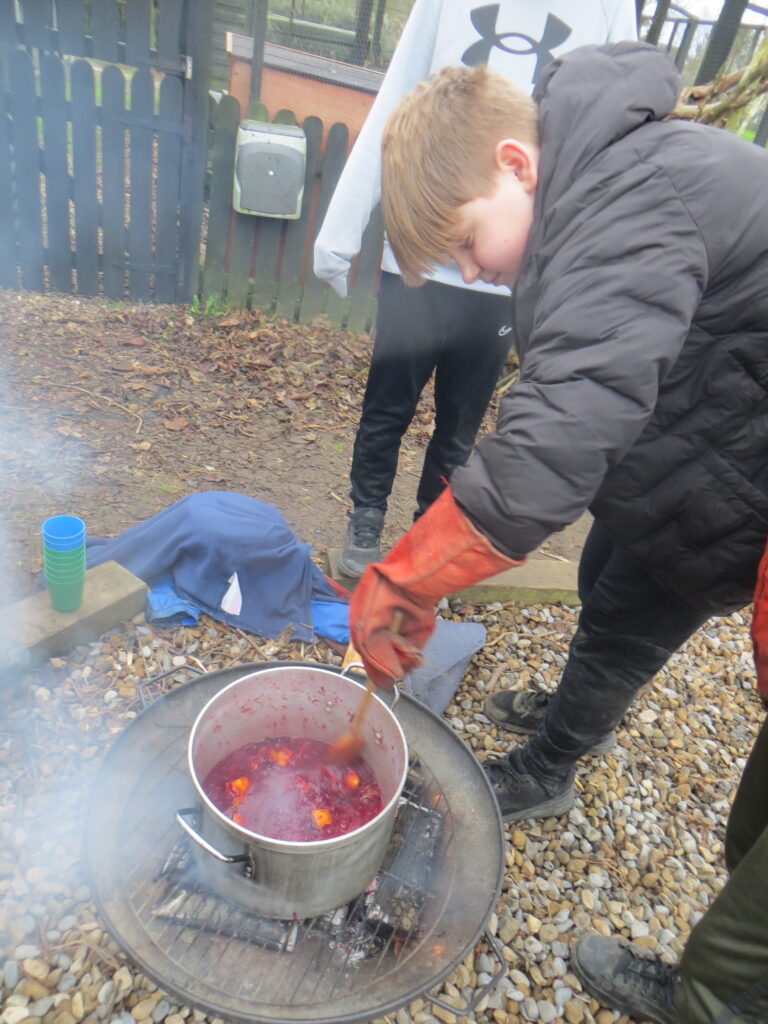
[483,747,575,821]
[484,687,617,755]
[572,936,678,1024]
[339,508,384,578]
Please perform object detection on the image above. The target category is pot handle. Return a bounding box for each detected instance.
[175,807,249,864]
[340,661,400,709]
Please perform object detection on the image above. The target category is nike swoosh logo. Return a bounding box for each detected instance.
[498,325,513,336]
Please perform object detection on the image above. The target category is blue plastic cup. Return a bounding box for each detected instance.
[42,515,86,552]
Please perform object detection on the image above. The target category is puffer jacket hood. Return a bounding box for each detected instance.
[532,42,680,215]
[450,42,768,614]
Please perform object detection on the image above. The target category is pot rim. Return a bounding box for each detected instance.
[188,664,409,851]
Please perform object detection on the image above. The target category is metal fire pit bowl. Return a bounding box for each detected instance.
[84,662,505,1024]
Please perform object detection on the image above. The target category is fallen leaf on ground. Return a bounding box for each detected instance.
[162,416,189,431]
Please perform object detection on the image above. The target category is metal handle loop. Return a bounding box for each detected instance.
[340,661,400,708]
[340,660,366,679]
[175,808,249,864]
[139,664,204,709]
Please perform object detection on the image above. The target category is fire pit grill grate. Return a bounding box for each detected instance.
[85,662,505,1024]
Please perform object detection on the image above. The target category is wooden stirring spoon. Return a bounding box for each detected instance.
[328,610,404,763]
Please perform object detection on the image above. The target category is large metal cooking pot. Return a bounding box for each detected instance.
[176,663,408,919]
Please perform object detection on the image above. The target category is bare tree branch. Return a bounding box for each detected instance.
[669,39,768,128]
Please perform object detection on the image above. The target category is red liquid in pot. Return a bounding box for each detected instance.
[202,737,385,841]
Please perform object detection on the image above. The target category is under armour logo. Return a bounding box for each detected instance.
[462,6,572,84]
[498,324,513,336]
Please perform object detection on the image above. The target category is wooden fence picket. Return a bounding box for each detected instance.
[16,0,50,52]
[156,74,184,302]
[158,0,185,67]
[299,119,348,323]
[40,53,72,294]
[201,95,240,301]
[322,278,346,328]
[228,195,262,307]
[226,99,270,310]
[248,107,297,312]
[225,103,262,309]
[9,49,43,291]
[227,212,258,310]
[128,68,155,301]
[0,85,16,289]
[346,204,383,334]
[91,0,121,64]
[0,5,17,56]
[274,114,323,321]
[55,0,86,57]
[125,0,152,67]
[176,0,216,301]
[70,59,99,295]
[101,65,128,300]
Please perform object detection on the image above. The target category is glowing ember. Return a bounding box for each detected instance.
[269,747,292,767]
[226,776,250,806]
[202,737,384,841]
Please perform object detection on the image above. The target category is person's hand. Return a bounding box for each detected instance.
[349,488,524,686]
[349,569,435,687]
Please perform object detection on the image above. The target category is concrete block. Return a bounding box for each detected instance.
[449,557,579,605]
[0,561,148,672]
[324,548,579,606]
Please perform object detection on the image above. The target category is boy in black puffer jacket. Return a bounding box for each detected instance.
[348,45,768,1023]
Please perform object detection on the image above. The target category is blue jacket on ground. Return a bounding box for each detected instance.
[86,491,345,642]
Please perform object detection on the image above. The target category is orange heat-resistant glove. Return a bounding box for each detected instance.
[751,537,768,706]
[349,488,524,687]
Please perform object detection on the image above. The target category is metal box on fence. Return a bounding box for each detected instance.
[232,120,307,219]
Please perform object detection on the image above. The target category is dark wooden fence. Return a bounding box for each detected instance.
[0,0,214,303]
[1,0,766,332]
[200,96,384,332]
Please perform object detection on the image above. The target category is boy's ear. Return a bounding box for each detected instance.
[494,139,538,191]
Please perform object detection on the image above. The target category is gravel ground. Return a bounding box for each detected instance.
[0,598,760,1024]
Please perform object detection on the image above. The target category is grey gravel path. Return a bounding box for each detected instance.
[0,599,759,1024]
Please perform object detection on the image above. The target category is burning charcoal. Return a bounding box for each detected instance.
[332,939,379,966]
[310,905,348,935]
[304,897,386,965]
[364,797,443,939]
[153,889,299,952]
[401,758,430,801]
[156,837,193,881]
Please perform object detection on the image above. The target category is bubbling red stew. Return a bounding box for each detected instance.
[202,737,385,841]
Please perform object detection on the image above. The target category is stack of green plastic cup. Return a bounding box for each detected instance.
[41,515,86,612]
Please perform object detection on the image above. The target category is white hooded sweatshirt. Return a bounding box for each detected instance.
[313,0,637,297]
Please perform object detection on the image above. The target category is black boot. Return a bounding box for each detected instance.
[483,745,575,821]
[339,508,384,578]
[572,936,678,1024]
[484,686,616,754]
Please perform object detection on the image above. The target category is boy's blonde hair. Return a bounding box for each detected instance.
[381,64,539,285]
